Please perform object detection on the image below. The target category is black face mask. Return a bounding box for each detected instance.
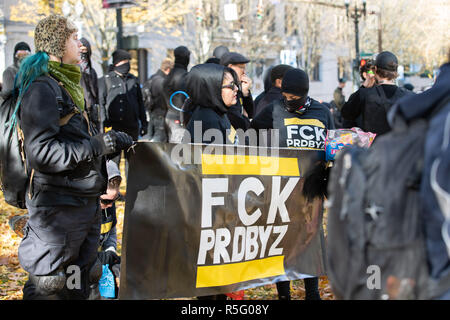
[115,62,130,75]
[283,96,310,114]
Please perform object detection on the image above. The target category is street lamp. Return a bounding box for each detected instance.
[345,0,366,86]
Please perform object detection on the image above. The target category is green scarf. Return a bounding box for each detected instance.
[48,61,85,111]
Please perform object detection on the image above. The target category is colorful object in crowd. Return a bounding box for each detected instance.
[99,264,116,298]
[325,127,376,161]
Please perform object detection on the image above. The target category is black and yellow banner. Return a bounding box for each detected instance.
[119,142,326,299]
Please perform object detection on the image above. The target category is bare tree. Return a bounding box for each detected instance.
[9,0,191,73]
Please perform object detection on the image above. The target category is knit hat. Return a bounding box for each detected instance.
[281,68,309,97]
[34,14,78,58]
[112,49,131,65]
[13,42,31,56]
[174,46,190,67]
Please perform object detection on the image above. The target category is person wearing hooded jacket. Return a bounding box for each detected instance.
[184,63,238,300]
[2,42,31,93]
[79,38,101,132]
[15,14,133,300]
[250,68,334,300]
[163,46,190,142]
[185,63,239,145]
[99,49,147,141]
[390,54,450,299]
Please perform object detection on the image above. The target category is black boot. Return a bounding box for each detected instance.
[276,281,291,300]
[304,277,321,300]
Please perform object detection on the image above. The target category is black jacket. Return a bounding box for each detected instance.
[226,90,253,131]
[99,71,147,139]
[185,63,236,145]
[142,69,167,116]
[164,63,188,108]
[341,84,414,135]
[20,76,107,207]
[254,86,282,117]
[2,64,18,94]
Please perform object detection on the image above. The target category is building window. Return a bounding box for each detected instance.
[312,61,321,81]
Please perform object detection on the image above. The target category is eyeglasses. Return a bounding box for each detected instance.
[222,82,238,90]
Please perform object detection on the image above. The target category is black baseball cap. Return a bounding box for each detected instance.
[375,51,398,72]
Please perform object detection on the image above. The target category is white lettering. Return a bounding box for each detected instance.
[201,178,228,228]
[267,177,299,224]
[197,229,215,265]
[258,225,273,258]
[214,228,231,264]
[238,177,264,226]
[231,226,246,262]
[299,126,314,140]
[245,226,259,261]
[269,225,288,256]
[287,126,298,139]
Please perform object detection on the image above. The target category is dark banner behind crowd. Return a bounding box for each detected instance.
[119,142,326,299]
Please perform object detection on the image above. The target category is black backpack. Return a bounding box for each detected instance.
[326,98,450,300]
[0,76,66,209]
[362,86,413,136]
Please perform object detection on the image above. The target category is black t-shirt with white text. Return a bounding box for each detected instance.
[250,98,335,149]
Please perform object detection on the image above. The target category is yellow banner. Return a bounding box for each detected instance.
[196,255,285,288]
[284,118,325,128]
[201,154,300,177]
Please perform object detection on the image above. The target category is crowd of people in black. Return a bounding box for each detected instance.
[1,13,449,300]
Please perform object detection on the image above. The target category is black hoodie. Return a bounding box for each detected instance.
[185,64,236,145]
[163,48,190,112]
[79,38,100,124]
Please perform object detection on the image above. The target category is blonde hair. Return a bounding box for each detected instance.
[161,58,174,72]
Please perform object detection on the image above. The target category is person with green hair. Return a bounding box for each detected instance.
[13,14,133,300]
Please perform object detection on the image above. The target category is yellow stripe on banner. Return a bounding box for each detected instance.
[284,118,325,128]
[101,222,113,234]
[196,256,285,288]
[201,154,299,176]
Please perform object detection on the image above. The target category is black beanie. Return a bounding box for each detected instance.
[174,46,190,67]
[270,64,293,84]
[281,68,309,97]
[112,49,131,65]
[14,42,31,56]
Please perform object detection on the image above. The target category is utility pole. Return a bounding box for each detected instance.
[116,8,123,50]
[345,0,367,87]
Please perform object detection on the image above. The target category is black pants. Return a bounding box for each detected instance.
[19,198,101,300]
[276,278,321,300]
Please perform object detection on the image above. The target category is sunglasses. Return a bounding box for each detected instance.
[222,82,238,90]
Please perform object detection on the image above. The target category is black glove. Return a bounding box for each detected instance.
[115,131,134,151]
[98,250,121,266]
[140,125,148,137]
[91,130,133,156]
